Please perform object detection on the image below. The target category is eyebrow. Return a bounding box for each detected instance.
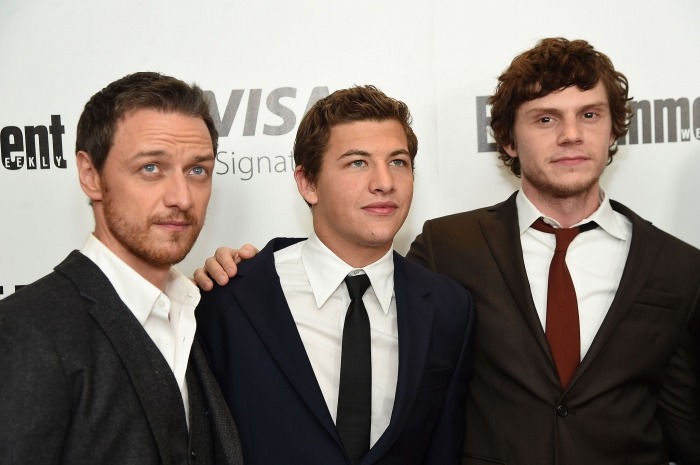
[338,148,411,159]
[524,100,609,116]
[131,150,215,163]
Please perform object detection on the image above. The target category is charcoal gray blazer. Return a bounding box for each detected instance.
[0,251,244,465]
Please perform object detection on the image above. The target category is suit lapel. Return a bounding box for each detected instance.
[365,253,435,462]
[480,193,554,363]
[232,239,341,443]
[572,201,663,381]
[190,339,244,464]
[56,251,188,464]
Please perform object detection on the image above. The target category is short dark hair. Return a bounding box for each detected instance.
[76,71,216,172]
[489,38,632,176]
[293,85,418,187]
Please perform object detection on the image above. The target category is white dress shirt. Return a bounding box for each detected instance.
[81,234,199,426]
[274,233,399,446]
[517,190,632,359]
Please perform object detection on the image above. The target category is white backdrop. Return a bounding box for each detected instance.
[1,0,699,299]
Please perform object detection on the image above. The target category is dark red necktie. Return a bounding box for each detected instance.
[531,218,595,388]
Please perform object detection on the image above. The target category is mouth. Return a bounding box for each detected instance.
[363,202,399,215]
[156,223,190,232]
[551,155,589,166]
[153,219,192,232]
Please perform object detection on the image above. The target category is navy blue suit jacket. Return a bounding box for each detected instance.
[197,237,475,465]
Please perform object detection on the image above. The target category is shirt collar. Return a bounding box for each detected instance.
[516,189,629,240]
[80,234,200,325]
[301,233,395,314]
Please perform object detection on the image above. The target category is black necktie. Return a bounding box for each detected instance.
[337,273,372,465]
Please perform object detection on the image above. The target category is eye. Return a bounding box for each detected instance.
[142,163,158,173]
[349,159,367,168]
[190,166,207,176]
[539,116,552,124]
[583,112,596,119]
[389,159,409,167]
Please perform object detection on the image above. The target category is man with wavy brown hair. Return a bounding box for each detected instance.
[408,38,700,464]
[196,85,474,465]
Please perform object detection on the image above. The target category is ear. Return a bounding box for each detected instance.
[76,151,103,202]
[294,165,318,206]
[504,142,518,158]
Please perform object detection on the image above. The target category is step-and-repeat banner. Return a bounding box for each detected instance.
[1,0,698,298]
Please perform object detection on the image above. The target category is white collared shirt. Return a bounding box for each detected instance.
[81,234,199,425]
[517,190,632,359]
[274,233,399,446]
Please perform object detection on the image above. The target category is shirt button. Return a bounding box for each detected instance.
[157,300,165,308]
[556,403,568,417]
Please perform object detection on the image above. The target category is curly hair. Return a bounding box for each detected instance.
[489,38,632,176]
[293,85,417,187]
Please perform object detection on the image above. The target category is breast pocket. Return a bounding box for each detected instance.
[635,287,684,312]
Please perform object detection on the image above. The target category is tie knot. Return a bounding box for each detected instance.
[345,274,371,300]
[531,217,595,251]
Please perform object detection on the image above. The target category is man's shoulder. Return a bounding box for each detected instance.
[0,253,84,312]
[396,253,472,302]
[235,237,306,275]
[201,237,305,301]
[0,252,103,345]
[424,196,513,229]
[395,254,474,336]
[611,200,700,258]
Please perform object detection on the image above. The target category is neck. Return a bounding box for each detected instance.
[126,261,170,291]
[93,231,170,291]
[314,235,391,269]
[522,183,601,228]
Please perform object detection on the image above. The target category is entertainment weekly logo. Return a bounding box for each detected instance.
[1,115,67,170]
[475,95,700,152]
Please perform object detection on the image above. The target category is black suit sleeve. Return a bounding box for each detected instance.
[0,308,70,464]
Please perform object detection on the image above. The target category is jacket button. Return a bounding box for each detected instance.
[190,449,197,460]
[557,403,568,417]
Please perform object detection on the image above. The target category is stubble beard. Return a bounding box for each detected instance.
[103,196,202,268]
[522,163,603,201]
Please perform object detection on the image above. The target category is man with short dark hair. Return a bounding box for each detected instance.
[408,38,700,464]
[0,72,243,465]
[196,85,475,465]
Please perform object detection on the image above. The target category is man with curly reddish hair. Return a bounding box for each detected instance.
[408,38,700,464]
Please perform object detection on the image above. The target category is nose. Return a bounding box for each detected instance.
[369,164,395,193]
[163,173,193,210]
[558,117,583,145]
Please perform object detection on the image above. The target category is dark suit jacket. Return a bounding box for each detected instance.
[196,237,475,465]
[0,251,243,465]
[407,192,700,465]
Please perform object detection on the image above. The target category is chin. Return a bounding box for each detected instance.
[361,233,397,250]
